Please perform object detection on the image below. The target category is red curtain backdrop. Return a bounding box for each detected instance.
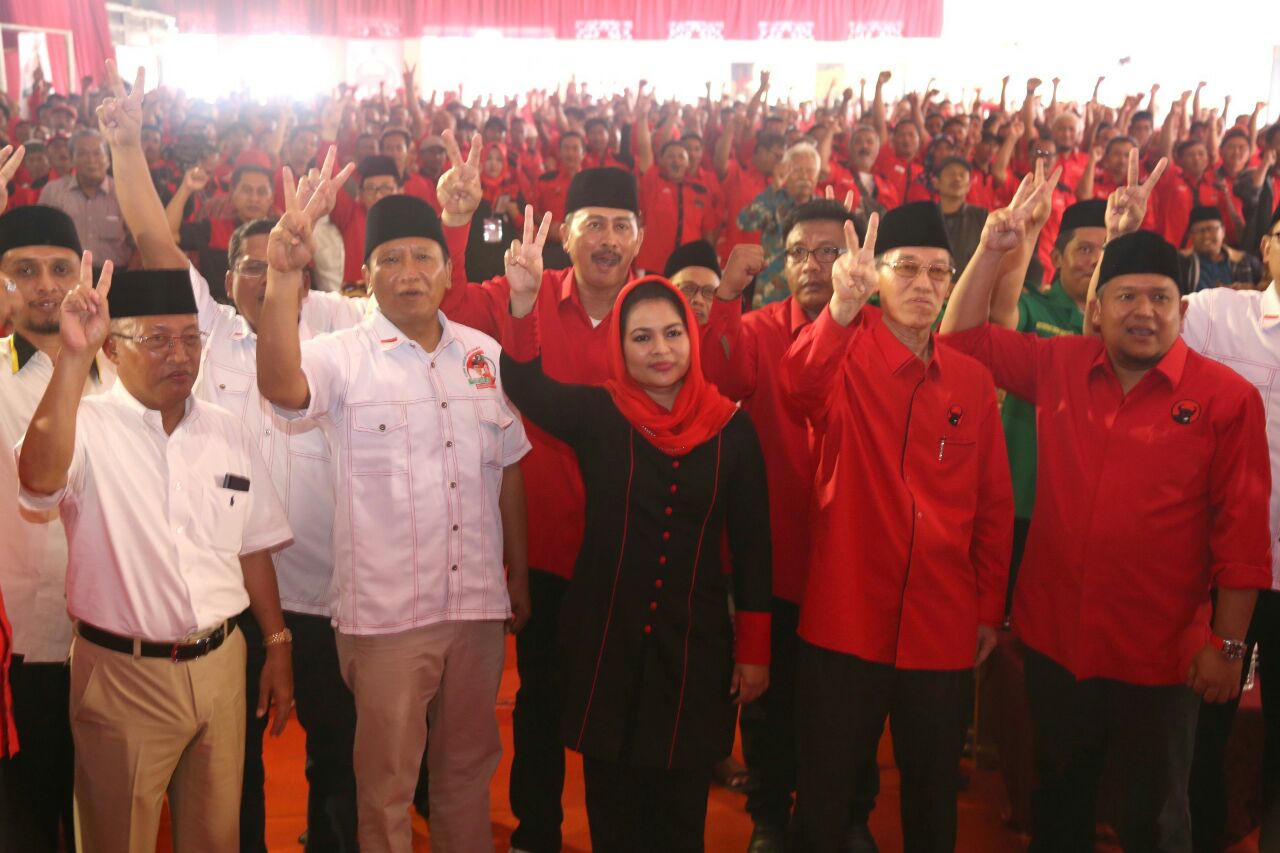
[173,0,943,40]
[0,0,116,89]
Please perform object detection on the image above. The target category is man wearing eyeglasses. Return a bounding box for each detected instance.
[96,64,374,852]
[327,155,407,292]
[702,199,918,853]
[781,199,1013,852]
[664,241,721,326]
[169,164,275,304]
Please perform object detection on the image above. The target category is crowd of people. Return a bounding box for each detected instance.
[0,52,1277,853]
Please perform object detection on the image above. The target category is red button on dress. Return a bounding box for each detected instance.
[670,484,678,494]
[659,556,667,565]
[649,602,658,611]
[655,579,664,589]
[664,507,673,516]
[672,460,680,469]
[644,625,653,634]
[662,532,670,541]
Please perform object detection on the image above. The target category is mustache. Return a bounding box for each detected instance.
[591,249,622,262]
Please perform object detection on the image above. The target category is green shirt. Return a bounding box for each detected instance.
[1002,277,1084,518]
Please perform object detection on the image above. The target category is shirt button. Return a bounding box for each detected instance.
[643,625,652,634]
[446,440,453,447]
[451,564,458,572]
[664,507,673,516]
[654,579,663,589]
[430,362,436,368]
[452,524,460,531]
[669,484,678,494]
[379,424,386,431]
[917,511,924,519]
[649,601,658,611]
[175,481,182,490]
[671,460,680,470]
[218,383,226,390]
[264,428,272,436]
[662,531,670,541]
[441,402,448,409]
[176,525,184,534]
[450,481,457,489]
[659,556,667,565]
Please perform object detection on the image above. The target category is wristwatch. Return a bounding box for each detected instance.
[263,628,294,649]
[1210,632,1248,662]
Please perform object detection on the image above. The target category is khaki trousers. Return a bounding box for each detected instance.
[69,627,247,853]
[337,620,505,853]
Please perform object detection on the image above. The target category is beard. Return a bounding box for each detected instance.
[23,318,59,336]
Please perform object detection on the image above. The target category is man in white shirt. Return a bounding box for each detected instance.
[16,262,295,853]
[0,200,103,853]
[97,63,363,851]
[258,190,531,853]
[1182,200,1280,851]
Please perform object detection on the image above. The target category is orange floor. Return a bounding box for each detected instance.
[158,634,1261,852]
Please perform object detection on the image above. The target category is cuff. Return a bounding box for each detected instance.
[1211,560,1273,592]
[505,310,541,362]
[734,610,771,666]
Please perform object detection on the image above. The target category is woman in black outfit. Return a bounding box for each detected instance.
[500,276,773,852]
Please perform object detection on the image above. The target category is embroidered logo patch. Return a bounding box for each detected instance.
[465,348,497,389]
[1171,399,1201,425]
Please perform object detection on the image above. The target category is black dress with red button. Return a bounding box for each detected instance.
[501,353,772,770]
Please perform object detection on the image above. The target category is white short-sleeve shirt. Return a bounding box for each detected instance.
[17,382,293,642]
[1183,281,1280,589]
[289,308,531,634]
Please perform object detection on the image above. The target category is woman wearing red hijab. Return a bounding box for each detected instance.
[500,276,772,852]
[466,142,528,281]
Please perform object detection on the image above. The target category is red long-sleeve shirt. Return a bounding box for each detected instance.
[1154,165,1233,248]
[781,306,1013,670]
[0,587,16,758]
[941,324,1272,685]
[701,295,816,604]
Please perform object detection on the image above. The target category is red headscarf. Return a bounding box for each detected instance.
[479,141,520,206]
[604,276,738,456]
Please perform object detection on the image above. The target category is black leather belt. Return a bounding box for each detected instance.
[77,621,236,662]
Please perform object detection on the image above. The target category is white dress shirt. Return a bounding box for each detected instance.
[286,309,530,634]
[1,335,111,661]
[190,266,364,615]
[1184,281,1280,589]
[17,381,292,642]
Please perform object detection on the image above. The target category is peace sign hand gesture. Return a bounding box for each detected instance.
[437,128,484,225]
[59,252,114,357]
[0,144,26,213]
[1106,148,1167,240]
[96,60,144,149]
[293,145,355,223]
[268,168,321,274]
[505,205,552,319]
[822,184,857,211]
[982,161,1061,254]
[829,213,879,327]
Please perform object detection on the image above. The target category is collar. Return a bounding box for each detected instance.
[868,309,943,377]
[1090,336,1188,388]
[1045,275,1086,320]
[7,332,101,381]
[786,296,813,337]
[1260,282,1280,328]
[369,307,456,354]
[558,267,621,327]
[107,378,196,429]
[71,174,112,197]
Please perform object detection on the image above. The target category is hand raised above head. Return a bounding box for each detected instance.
[829,213,879,323]
[0,144,25,212]
[437,128,483,222]
[60,252,114,357]
[505,206,552,303]
[96,61,145,149]
[1105,148,1167,239]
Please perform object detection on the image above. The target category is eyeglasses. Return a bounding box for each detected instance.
[363,182,398,198]
[110,331,208,353]
[879,258,956,283]
[677,284,717,302]
[784,246,847,266]
[235,259,269,280]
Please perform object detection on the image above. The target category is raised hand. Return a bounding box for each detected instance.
[1105,148,1168,239]
[981,163,1060,254]
[830,213,879,326]
[0,144,26,212]
[96,60,144,148]
[293,145,355,222]
[182,166,210,194]
[504,205,551,317]
[877,70,892,86]
[821,184,856,210]
[59,252,114,356]
[437,128,483,223]
[268,168,318,273]
[719,243,766,301]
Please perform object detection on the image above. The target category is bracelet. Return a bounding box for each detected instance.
[1209,632,1247,662]
[263,628,293,648]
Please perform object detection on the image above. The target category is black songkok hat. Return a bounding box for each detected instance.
[1096,231,1180,291]
[1270,198,1280,230]
[565,167,639,216]
[1059,199,1106,233]
[0,205,82,260]
[107,269,198,317]
[1188,205,1222,227]
[875,201,952,257]
[364,194,446,262]
[932,155,972,177]
[359,155,400,182]
[663,240,721,278]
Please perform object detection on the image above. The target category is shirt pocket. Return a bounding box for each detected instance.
[348,403,409,474]
[206,484,250,555]
[476,400,510,469]
[205,364,254,418]
[1214,356,1275,407]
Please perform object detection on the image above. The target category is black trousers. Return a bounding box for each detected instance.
[240,610,359,853]
[509,569,570,853]
[582,754,711,853]
[1023,646,1200,853]
[792,640,973,853]
[7,657,75,853]
[741,597,879,828]
[1189,589,1280,852]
